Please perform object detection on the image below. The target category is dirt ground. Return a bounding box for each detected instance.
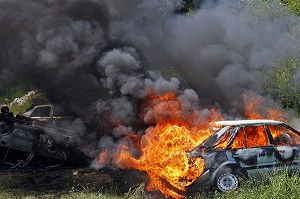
[0,167,150,197]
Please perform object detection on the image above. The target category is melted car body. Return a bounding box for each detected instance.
[187,120,300,192]
[23,104,74,124]
[0,106,90,168]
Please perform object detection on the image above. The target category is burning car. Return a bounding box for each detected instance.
[187,120,300,192]
[0,106,90,169]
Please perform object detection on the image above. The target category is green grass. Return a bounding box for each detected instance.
[61,184,146,199]
[193,170,300,199]
[0,174,31,199]
[0,171,299,199]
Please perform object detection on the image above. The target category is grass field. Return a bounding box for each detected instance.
[0,170,299,199]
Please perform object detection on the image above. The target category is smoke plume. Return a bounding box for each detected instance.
[1,0,300,162]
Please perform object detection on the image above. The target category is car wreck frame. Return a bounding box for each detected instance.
[0,107,90,169]
[187,120,300,192]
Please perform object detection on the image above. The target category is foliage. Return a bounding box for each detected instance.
[265,59,300,113]
[9,99,33,115]
[0,86,27,106]
[0,88,46,115]
[180,0,194,13]
[281,0,300,16]
[245,0,293,22]
[179,0,202,14]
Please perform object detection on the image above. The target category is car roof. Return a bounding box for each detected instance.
[211,119,285,126]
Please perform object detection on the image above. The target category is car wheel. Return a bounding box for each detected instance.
[215,172,239,192]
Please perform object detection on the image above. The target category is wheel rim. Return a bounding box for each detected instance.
[217,173,239,192]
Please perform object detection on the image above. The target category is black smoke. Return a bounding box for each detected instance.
[1,0,300,157]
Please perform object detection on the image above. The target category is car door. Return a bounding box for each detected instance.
[267,124,300,170]
[230,125,277,175]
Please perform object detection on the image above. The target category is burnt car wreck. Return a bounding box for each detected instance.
[0,106,90,169]
[187,120,300,192]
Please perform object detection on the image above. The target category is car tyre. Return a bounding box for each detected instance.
[214,168,242,192]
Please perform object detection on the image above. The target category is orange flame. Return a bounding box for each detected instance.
[243,94,287,121]
[113,91,221,198]
[228,94,288,149]
[115,124,213,198]
[107,92,287,198]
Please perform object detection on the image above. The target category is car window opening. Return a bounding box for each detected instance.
[268,125,300,146]
[228,126,269,149]
[214,127,235,149]
[30,106,51,117]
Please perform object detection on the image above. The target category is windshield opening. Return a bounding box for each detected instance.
[213,127,236,149]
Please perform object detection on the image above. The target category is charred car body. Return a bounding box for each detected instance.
[23,104,74,124]
[187,120,300,192]
[0,106,90,169]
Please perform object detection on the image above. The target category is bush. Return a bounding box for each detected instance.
[281,0,300,16]
[265,59,300,113]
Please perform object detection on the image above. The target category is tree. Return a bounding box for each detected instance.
[281,0,300,16]
[265,59,300,113]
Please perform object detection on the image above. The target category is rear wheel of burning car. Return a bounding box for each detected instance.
[213,167,244,192]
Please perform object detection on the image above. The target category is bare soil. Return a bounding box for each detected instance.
[0,167,149,197]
